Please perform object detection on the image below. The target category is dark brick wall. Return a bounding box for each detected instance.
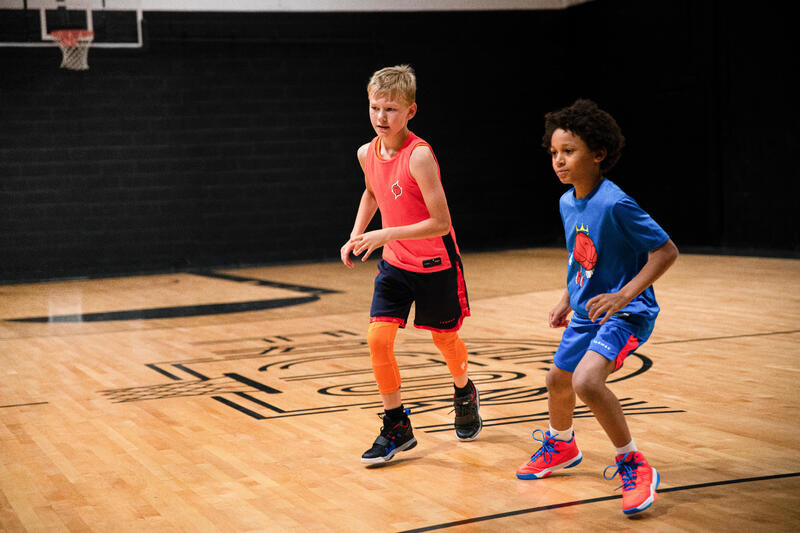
[1,1,795,282]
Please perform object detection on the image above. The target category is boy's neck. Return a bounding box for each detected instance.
[379,127,411,158]
[574,175,603,199]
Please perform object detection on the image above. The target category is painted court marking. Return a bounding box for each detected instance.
[0,402,49,409]
[398,472,800,532]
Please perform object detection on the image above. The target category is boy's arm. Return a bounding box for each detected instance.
[341,144,378,268]
[350,145,451,262]
[585,238,679,324]
[349,189,378,239]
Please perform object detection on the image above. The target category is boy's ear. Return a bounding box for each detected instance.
[407,102,418,120]
[594,148,607,164]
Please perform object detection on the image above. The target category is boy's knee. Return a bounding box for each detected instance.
[431,330,468,377]
[431,330,458,350]
[367,321,398,352]
[571,370,605,400]
[571,351,614,399]
[546,366,573,393]
[367,322,401,394]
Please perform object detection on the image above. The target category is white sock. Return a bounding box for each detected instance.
[549,425,573,442]
[615,439,638,456]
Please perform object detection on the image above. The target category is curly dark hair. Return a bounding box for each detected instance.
[542,99,625,173]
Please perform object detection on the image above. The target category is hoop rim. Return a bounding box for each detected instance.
[50,29,94,46]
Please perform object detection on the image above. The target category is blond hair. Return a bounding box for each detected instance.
[366,64,416,105]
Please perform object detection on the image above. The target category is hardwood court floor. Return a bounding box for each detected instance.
[1,248,799,532]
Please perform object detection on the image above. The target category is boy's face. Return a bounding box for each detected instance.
[549,128,606,186]
[368,92,417,139]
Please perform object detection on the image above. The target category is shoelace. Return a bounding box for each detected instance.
[603,452,642,491]
[528,429,559,465]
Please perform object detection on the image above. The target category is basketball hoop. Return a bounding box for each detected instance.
[50,29,94,71]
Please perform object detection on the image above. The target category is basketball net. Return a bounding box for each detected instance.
[50,29,94,71]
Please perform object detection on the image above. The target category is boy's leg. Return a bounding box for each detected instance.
[367,321,403,406]
[516,322,590,480]
[574,322,659,515]
[431,330,481,441]
[571,351,631,447]
[409,254,475,440]
[546,365,577,433]
[362,321,417,464]
[516,366,582,479]
[431,330,469,387]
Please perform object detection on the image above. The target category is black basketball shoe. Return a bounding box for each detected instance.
[453,381,482,441]
[361,414,417,464]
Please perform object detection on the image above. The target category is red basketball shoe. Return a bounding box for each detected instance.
[515,429,583,479]
[604,451,660,515]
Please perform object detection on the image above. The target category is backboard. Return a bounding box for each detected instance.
[0,0,143,48]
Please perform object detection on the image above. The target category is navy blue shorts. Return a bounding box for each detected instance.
[370,259,470,332]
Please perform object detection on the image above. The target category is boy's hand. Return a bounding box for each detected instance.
[549,300,572,328]
[585,291,630,324]
[350,229,389,263]
[340,240,356,268]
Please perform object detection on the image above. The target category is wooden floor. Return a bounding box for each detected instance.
[1,248,799,532]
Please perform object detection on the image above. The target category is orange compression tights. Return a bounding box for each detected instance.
[367,321,402,395]
[431,330,469,378]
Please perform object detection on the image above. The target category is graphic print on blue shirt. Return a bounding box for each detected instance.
[561,179,670,339]
[572,224,597,287]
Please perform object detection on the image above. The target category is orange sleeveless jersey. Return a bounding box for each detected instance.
[365,132,460,273]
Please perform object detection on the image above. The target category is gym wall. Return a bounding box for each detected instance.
[0,0,794,283]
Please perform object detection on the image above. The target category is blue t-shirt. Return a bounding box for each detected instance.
[560,179,669,339]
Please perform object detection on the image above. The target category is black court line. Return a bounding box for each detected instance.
[211,396,266,419]
[6,269,344,322]
[7,296,319,322]
[224,373,281,394]
[0,401,49,409]
[146,363,182,381]
[193,271,340,294]
[174,364,210,381]
[653,329,800,345]
[399,472,800,533]
[232,392,349,418]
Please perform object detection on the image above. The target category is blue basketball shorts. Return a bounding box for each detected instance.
[370,259,470,332]
[553,315,652,373]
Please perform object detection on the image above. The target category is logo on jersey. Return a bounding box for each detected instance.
[573,224,597,287]
[391,180,403,199]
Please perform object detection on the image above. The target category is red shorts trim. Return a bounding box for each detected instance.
[613,334,640,372]
[370,316,407,328]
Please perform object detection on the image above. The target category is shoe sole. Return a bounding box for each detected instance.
[455,388,482,442]
[515,451,583,479]
[456,416,482,441]
[623,468,660,515]
[361,437,418,464]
